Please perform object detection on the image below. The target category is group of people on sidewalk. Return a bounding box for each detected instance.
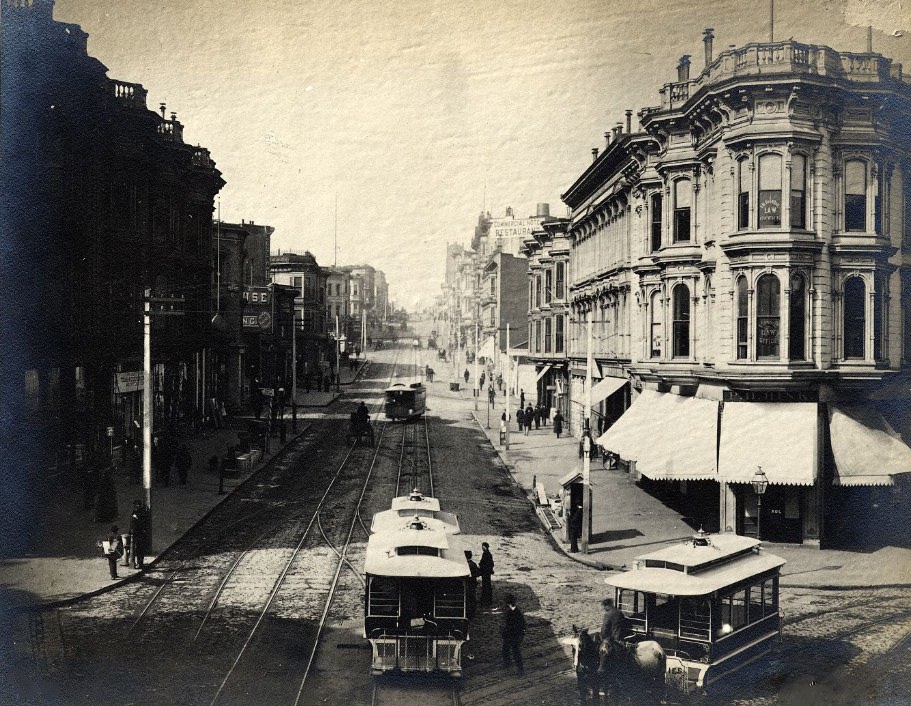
[98,500,150,580]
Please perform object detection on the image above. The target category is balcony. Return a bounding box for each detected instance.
[157,118,184,143]
[109,79,148,109]
[658,41,906,112]
[192,146,212,168]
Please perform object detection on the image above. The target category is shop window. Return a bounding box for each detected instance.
[651,193,663,251]
[738,159,750,230]
[845,160,867,232]
[672,284,690,358]
[756,274,780,358]
[673,180,691,242]
[758,154,782,228]
[843,276,866,359]
[555,314,564,353]
[790,155,807,229]
[736,277,748,360]
[789,274,807,360]
[650,291,663,358]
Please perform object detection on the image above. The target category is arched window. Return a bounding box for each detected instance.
[845,160,867,232]
[738,159,751,230]
[650,291,663,358]
[673,180,691,242]
[672,284,690,358]
[650,193,663,251]
[790,155,807,229]
[756,275,780,358]
[758,154,782,228]
[736,277,749,359]
[788,273,807,361]
[844,277,866,359]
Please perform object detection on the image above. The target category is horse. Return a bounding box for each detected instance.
[571,625,666,704]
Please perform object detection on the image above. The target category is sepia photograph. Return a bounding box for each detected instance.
[1,0,910,703]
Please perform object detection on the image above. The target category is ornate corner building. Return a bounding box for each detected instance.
[563,34,911,547]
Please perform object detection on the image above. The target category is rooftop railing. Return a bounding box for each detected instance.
[157,118,184,143]
[656,40,906,112]
[109,79,148,108]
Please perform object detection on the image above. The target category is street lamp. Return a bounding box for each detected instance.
[751,466,769,540]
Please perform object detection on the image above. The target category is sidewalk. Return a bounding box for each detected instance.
[467,382,911,590]
[0,359,368,610]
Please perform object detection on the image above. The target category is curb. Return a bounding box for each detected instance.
[467,409,614,572]
[19,421,316,613]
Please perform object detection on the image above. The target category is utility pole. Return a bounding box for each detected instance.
[143,290,184,546]
[474,318,479,410]
[582,306,593,554]
[505,323,511,451]
[335,314,341,392]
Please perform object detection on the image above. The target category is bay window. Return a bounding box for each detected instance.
[756,274,780,358]
[672,284,690,358]
[736,277,748,360]
[843,276,866,359]
[758,154,782,228]
[790,155,807,229]
[788,274,807,361]
[738,159,750,230]
[673,180,691,243]
[845,160,867,232]
[650,291,662,358]
[651,193,663,251]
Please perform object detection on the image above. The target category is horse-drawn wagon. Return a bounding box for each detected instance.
[346,413,375,446]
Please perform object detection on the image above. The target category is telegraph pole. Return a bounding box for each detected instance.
[582,306,593,554]
[505,323,511,451]
[473,319,479,410]
[143,290,184,546]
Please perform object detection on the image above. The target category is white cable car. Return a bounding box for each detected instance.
[605,531,785,691]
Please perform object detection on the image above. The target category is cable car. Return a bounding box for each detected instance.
[364,502,469,677]
[605,531,785,692]
[384,380,427,421]
[370,489,460,534]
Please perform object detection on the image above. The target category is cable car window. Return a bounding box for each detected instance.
[368,577,399,616]
[435,579,466,618]
[397,546,439,556]
[764,578,778,617]
[679,598,711,641]
[618,589,646,628]
[651,594,676,632]
[720,589,749,634]
[749,582,765,622]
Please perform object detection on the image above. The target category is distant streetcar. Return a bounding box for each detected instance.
[364,491,468,676]
[384,381,427,421]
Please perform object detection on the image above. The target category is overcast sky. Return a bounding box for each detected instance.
[54,0,909,310]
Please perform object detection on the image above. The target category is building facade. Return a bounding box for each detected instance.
[269,252,329,384]
[2,0,224,468]
[564,36,911,546]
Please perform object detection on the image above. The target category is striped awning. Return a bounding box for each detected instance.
[829,405,911,486]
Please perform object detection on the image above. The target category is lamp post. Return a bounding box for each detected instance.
[752,466,769,540]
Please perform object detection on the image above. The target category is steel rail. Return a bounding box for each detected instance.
[210,345,404,706]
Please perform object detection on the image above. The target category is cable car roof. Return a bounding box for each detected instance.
[365,521,469,577]
[370,508,461,534]
[605,534,786,596]
[390,491,440,513]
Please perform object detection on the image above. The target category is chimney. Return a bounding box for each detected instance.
[592,148,599,161]
[625,109,633,134]
[703,28,715,67]
[677,55,691,82]
[604,131,611,147]
[614,123,623,140]
[159,102,166,118]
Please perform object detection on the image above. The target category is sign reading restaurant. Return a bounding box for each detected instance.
[490,217,542,241]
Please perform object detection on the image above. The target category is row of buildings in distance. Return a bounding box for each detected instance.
[438,30,911,548]
[3,1,391,471]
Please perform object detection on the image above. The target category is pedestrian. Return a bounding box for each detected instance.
[98,525,123,580]
[534,404,541,430]
[569,505,583,553]
[519,389,525,409]
[499,413,507,445]
[524,405,533,435]
[464,550,480,619]
[501,593,526,677]
[488,386,496,407]
[355,345,360,359]
[464,368,470,384]
[252,379,263,419]
[544,404,551,426]
[517,408,524,433]
[479,542,494,604]
[175,444,191,485]
[598,598,631,683]
[497,373,503,391]
[129,500,149,570]
[480,372,486,390]
[428,367,435,382]
[94,467,118,523]
[553,410,564,438]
